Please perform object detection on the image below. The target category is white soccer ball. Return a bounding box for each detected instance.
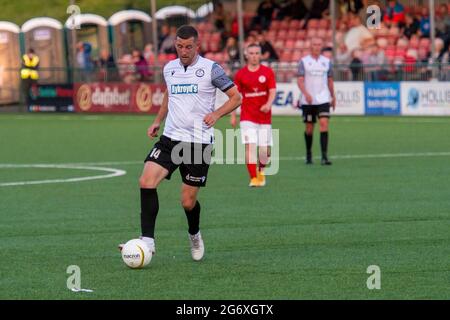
[121,239,152,269]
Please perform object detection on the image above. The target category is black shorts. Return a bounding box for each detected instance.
[144,135,213,187]
[302,103,331,123]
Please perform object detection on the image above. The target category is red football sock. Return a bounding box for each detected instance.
[246,163,257,179]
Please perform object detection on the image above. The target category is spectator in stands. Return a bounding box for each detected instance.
[251,0,279,31]
[212,2,228,33]
[277,0,308,21]
[419,7,431,38]
[257,32,279,62]
[132,49,151,82]
[440,46,450,81]
[224,37,240,65]
[404,49,418,76]
[159,26,177,54]
[427,38,447,80]
[158,24,170,51]
[76,41,94,71]
[336,43,351,66]
[340,0,364,15]
[435,4,450,41]
[308,0,330,20]
[118,54,135,84]
[362,44,386,81]
[402,14,420,39]
[349,49,363,80]
[143,43,155,65]
[383,1,405,25]
[345,13,375,52]
[76,42,94,81]
[97,49,116,81]
[321,47,333,60]
[291,0,309,22]
[245,34,258,48]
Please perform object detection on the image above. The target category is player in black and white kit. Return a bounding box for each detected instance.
[297,38,336,165]
[120,26,241,261]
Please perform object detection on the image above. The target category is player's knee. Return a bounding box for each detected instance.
[181,196,196,211]
[139,175,158,189]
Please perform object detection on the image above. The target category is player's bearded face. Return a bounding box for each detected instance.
[175,37,199,66]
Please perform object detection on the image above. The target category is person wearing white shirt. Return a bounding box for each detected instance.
[297,38,336,165]
[119,26,242,262]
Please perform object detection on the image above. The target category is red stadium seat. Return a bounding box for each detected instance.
[307,19,319,29]
[280,19,289,30]
[280,51,292,62]
[285,39,295,49]
[211,32,221,41]
[317,29,327,39]
[319,19,330,29]
[291,51,302,62]
[289,20,301,29]
[276,31,288,41]
[395,48,406,58]
[296,30,306,40]
[295,40,305,49]
[287,29,297,39]
[274,40,284,50]
[306,29,317,38]
[409,36,420,49]
[204,52,215,60]
[270,20,280,31]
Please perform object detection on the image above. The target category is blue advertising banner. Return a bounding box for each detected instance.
[365,82,401,115]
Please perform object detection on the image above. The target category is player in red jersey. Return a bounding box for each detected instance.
[231,44,277,187]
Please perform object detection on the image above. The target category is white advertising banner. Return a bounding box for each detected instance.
[333,81,365,115]
[401,82,450,115]
[216,82,365,116]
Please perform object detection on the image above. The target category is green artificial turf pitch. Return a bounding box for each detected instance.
[0,114,449,299]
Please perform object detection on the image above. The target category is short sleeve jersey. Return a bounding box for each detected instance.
[163,56,234,144]
[234,64,276,124]
[298,55,333,106]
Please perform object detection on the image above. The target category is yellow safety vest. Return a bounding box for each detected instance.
[21,54,40,80]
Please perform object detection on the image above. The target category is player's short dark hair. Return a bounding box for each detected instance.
[176,25,198,41]
[321,47,333,53]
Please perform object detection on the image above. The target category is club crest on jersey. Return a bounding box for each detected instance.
[171,84,199,94]
[195,69,205,77]
[258,75,266,83]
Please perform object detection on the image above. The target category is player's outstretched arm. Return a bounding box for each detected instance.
[204,86,242,128]
[148,90,168,138]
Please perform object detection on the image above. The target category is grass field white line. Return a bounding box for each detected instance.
[2,151,448,168]
[0,164,126,187]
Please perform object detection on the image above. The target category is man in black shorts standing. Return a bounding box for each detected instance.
[297,38,336,165]
[120,25,241,261]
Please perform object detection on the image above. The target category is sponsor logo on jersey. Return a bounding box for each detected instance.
[258,75,266,83]
[171,84,199,94]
